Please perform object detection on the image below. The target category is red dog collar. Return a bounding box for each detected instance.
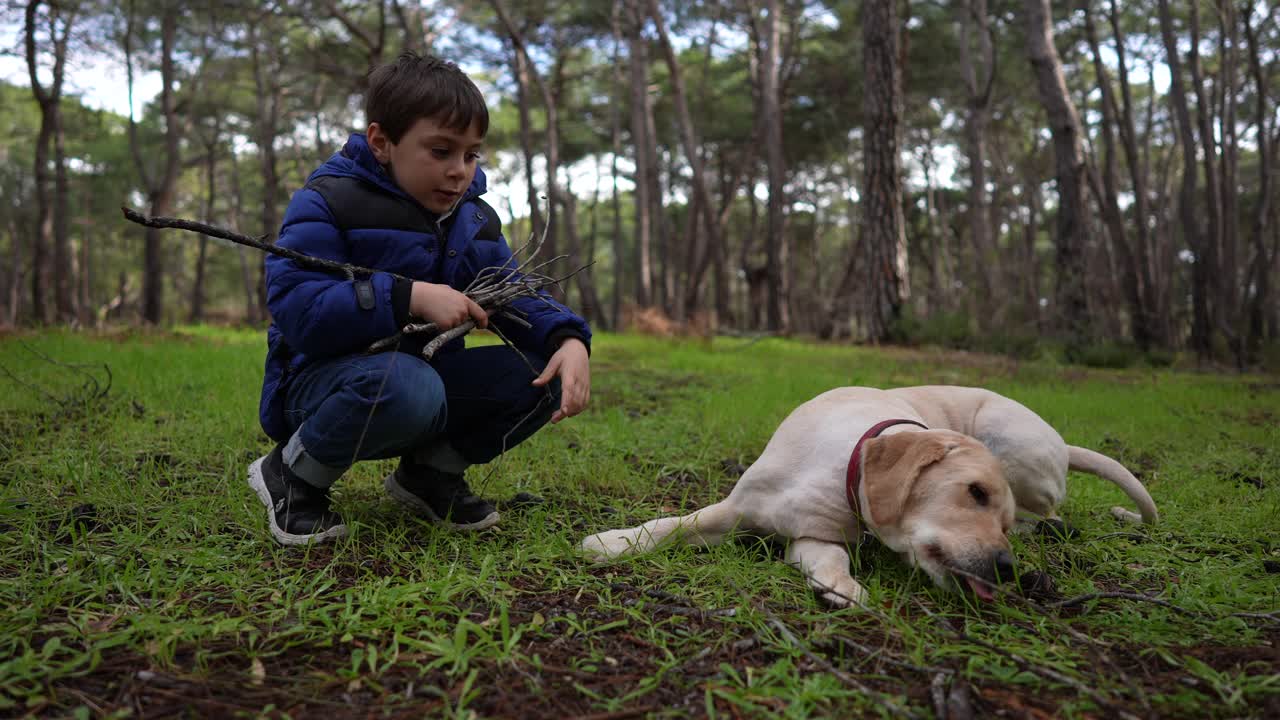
[846,418,929,521]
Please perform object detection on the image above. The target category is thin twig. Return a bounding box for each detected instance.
[826,637,953,677]
[422,322,473,359]
[621,599,737,618]
[724,576,919,718]
[912,599,1141,720]
[810,570,1147,712]
[1050,591,1280,623]
[19,341,112,401]
[754,603,921,720]
[122,207,389,282]
[942,565,1149,710]
[465,321,555,498]
[0,363,64,406]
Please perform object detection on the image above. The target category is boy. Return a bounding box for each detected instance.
[248,52,591,546]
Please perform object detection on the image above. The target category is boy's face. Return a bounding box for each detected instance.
[367,117,484,215]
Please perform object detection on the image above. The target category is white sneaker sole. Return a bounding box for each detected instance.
[247,455,348,546]
[383,473,500,531]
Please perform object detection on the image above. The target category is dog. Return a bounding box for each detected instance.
[581,386,1158,606]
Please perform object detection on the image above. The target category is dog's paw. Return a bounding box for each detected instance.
[817,579,867,608]
[580,530,637,561]
[1109,506,1143,524]
[1034,517,1080,541]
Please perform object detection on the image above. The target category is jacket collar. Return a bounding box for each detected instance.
[309,133,488,209]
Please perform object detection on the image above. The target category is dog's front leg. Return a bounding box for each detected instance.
[784,538,866,608]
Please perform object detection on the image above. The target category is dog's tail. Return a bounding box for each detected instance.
[1067,446,1158,524]
[580,500,742,560]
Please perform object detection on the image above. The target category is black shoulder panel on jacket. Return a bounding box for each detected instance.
[306,175,430,232]
[472,199,502,242]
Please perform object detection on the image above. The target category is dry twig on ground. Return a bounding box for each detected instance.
[0,341,112,414]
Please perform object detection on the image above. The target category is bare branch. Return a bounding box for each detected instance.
[122,207,375,282]
[122,204,587,362]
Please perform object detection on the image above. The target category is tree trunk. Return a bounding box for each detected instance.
[583,157,610,331]
[489,1,568,299]
[1105,0,1162,346]
[822,150,861,340]
[918,140,947,318]
[1215,0,1242,363]
[647,0,724,322]
[958,0,996,324]
[861,0,908,341]
[127,4,184,326]
[29,109,53,325]
[251,21,283,324]
[6,218,23,326]
[1157,0,1211,357]
[229,151,260,321]
[709,142,753,327]
[1242,8,1275,358]
[650,119,670,314]
[550,39,598,313]
[52,94,72,321]
[512,45,545,241]
[392,0,433,53]
[556,191,604,327]
[609,1,626,328]
[1083,3,1150,350]
[1187,1,1226,355]
[759,0,789,332]
[1023,0,1090,347]
[742,178,765,330]
[1023,168,1043,327]
[24,0,74,324]
[1141,56,1175,344]
[624,0,653,307]
[78,212,91,326]
[190,126,220,324]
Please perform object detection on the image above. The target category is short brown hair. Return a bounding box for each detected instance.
[365,52,489,143]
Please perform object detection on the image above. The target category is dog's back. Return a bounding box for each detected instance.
[886,385,1155,523]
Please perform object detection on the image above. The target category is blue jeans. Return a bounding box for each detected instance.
[279,345,560,488]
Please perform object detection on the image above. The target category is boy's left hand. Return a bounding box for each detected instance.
[532,338,590,424]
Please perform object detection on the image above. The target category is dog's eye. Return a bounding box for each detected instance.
[969,484,989,506]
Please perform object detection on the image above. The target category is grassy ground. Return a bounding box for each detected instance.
[0,327,1277,719]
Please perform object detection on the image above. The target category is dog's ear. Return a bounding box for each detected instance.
[862,432,951,528]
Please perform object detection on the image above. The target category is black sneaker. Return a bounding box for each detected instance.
[384,463,500,531]
[247,445,348,545]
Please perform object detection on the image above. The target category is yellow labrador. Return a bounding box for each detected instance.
[580,386,1157,606]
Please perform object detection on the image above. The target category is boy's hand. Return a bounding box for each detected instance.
[410,281,488,331]
[532,337,590,424]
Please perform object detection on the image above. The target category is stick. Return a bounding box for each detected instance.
[1050,591,1280,623]
[122,207,397,282]
[123,206,587,362]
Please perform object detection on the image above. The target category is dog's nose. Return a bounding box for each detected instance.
[992,549,1016,583]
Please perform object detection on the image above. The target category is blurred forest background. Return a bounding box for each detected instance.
[1,0,1278,368]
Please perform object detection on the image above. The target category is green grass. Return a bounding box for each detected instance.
[1,328,1277,718]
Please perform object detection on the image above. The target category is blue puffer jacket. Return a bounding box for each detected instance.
[258,133,591,442]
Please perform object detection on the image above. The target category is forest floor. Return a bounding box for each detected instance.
[2,328,1277,718]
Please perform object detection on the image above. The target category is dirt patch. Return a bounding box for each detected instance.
[1097,436,1163,481]
[719,458,750,478]
[30,591,1280,719]
[654,470,724,511]
[588,365,718,419]
[1223,470,1268,490]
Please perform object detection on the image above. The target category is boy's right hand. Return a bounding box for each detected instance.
[409,282,488,331]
